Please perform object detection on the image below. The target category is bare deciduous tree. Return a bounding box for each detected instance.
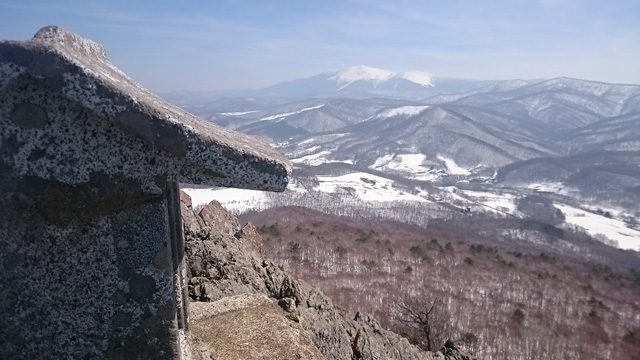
[393,297,451,351]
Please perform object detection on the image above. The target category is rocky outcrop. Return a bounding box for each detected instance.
[181,193,473,360]
[440,340,477,360]
[1,25,292,359]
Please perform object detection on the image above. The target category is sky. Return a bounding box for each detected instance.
[1,0,638,92]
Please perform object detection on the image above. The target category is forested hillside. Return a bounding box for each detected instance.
[241,206,640,360]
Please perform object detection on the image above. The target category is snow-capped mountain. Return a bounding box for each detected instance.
[161,66,497,101]
[252,65,441,99]
[162,65,535,103]
[329,65,396,87]
[327,65,434,89]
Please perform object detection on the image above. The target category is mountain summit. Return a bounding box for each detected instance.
[328,65,434,89]
[241,65,445,99]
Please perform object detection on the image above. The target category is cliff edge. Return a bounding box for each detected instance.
[180,192,475,360]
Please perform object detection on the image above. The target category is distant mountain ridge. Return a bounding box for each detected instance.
[164,65,640,105]
[176,74,640,213]
[164,65,538,103]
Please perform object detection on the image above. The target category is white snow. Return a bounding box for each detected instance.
[298,138,315,145]
[401,71,434,87]
[370,154,394,169]
[181,187,269,212]
[459,189,519,214]
[437,155,471,176]
[527,182,568,194]
[330,65,396,87]
[394,154,427,168]
[260,104,324,121]
[370,153,439,180]
[314,172,427,203]
[290,150,332,166]
[290,147,353,166]
[377,105,430,118]
[441,186,472,203]
[217,110,259,116]
[555,204,640,251]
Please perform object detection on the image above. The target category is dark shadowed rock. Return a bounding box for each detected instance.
[353,312,440,360]
[440,340,477,360]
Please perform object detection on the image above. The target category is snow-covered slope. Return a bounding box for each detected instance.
[555,204,640,251]
[376,105,430,118]
[327,65,434,90]
[314,172,427,202]
[370,153,442,180]
[401,71,434,87]
[329,65,395,87]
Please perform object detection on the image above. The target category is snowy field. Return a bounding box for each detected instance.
[259,104,325,121]
[180,187,269,212]
[182,174,639,252]
[436,155,471,176]
[290,149,353,166]
[182,172,427,212]
[370,153,440,181]
[459,189,519,214]
[555,204,640,251]
[314,172,427,202]
[376,105,430,118]
[526,182,577,196]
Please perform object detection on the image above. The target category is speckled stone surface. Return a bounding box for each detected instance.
[0,25,291,193]
[0,26,290,359]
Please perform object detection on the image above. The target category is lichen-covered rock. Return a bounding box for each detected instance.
[0,25,291,193]
[0,26,291,360]
[181,193,451,360]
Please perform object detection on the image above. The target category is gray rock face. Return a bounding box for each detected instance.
[182,194,468,360]
[353,312,439,360]
[0,25,291,193]
[0,26,291,360]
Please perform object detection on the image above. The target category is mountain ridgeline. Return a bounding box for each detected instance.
[172,67,640,212]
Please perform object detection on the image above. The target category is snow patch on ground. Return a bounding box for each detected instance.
[401,71,434,87]
[555,204,640,251]
[289,146,353,166]
[370,153,439,180]
[460,189,519,214]
[181,187,269,212]
[528,182,566,193]
[290,150,332,166]
[260,104,324,121]
[314,172,427,203]
[217,110,259,116]
[370,154,394,169]
[441,186,471,203]
[298,138,315,146]
[437,155,471,176]
[377,106,429,118]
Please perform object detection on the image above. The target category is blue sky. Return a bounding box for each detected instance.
[1,0,638,91]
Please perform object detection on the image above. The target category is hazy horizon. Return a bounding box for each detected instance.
[1,0,639,92]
